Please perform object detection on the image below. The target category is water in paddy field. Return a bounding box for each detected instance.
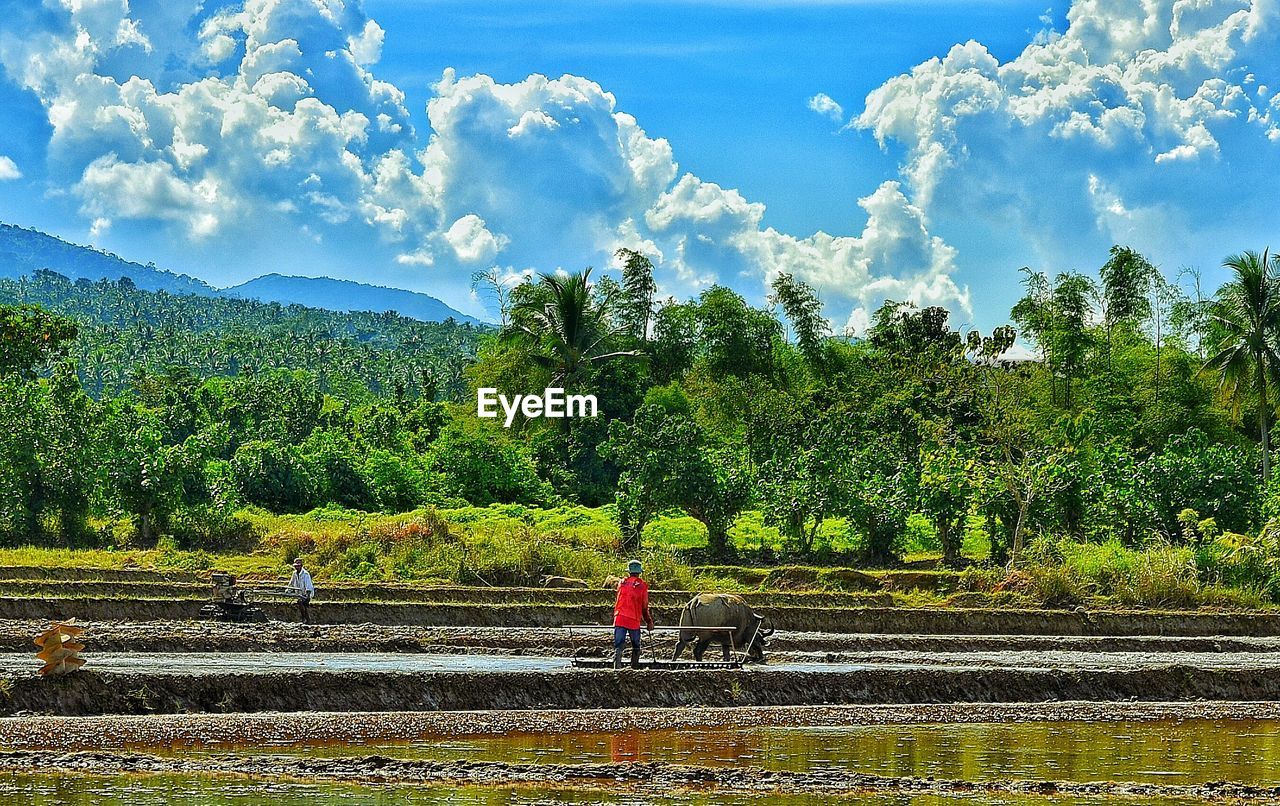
[0,773,1201,806]
[84,718,1280,790]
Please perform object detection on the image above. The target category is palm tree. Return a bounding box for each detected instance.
[1205,249,1280,482]
[505,268,640,387]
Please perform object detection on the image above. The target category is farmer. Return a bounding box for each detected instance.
[612,559,655,669]
[286,557,316,624]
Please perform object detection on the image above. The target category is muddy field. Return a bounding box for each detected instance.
[3,618,1277,654]
[4,569,1280,802]
[11,595,1280,635]
[9,664,1280,716]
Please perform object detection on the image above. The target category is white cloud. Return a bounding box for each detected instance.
[807,92,844,122]
[0,156,20,180]
[0,0,973,324]
[855,0,1280,275]
[444,214,508,264]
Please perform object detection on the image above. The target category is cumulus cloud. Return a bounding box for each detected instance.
[855,0,1280,274]
[0,0,973,324]
[807,92,844,122]
[0,156,19,180]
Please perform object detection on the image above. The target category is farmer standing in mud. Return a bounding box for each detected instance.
[286,557,315,624]
[613,560,655,669]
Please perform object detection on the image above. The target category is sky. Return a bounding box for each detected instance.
[0,0,1276,330]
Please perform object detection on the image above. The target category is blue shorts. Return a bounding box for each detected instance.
[613,626,641,649]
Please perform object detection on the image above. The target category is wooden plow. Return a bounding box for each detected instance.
[565,625,745,670]
[35,620,85,677]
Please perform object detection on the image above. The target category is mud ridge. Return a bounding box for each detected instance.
[9,600,1280,635]
[8,665,1280,716]
[3,619,1275,655]
[0,749,1276,800]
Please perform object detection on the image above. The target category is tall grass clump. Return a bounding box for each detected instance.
[1023,537,1205,608]
[252,504,694,587]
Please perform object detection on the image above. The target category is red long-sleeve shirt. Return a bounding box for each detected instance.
[613,576,650,630]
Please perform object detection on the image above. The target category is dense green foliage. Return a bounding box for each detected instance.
[4,246,1280,605]
[0,270,481,401]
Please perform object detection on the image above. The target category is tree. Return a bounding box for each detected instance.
[425,421,551,506]
[1099,246,1154,365]
[696,286,781,380]
[471,267,517,328]
[102,404,181,546]
[976,369,1067,564]
[602,403,748,555]
[1049,272,1095,407]
[0,305,77,378]
[230,440,318,513]
[616,248,657,341]
[1139,428,1258,537]
[505,268,640,389]
[1204,249,1280,482]
[649,301,698,384]
[770,272,828,365]
[919,436,976,567]
[869,302,962,358]
[756,407,854,555]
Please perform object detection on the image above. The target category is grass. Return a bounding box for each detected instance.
[0,506,1277,609]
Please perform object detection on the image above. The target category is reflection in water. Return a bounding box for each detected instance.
[183,718,1280,787]
[611,729,640,762]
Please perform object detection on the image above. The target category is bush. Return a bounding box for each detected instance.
[426,422,553,506]
[231,440,318,513]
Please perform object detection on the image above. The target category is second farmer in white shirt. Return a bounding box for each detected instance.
[287,558,316,624]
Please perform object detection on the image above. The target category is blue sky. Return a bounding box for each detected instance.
[0,0,1276,330]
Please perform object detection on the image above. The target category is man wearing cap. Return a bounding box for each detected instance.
[612,559,655,669]
[286,558,315,624]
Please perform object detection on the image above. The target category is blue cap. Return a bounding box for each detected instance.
[627,560,643,574]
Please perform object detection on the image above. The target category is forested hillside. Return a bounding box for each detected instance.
[0,224,216,296]
[2,245,1280,605]
[0,223,478,323]
[0,270,482,400]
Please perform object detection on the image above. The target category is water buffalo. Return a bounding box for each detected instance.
[671,593,775,663]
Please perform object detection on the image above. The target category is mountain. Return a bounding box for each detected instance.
[0,224,219,296]
[224,274,480,324]
[0,223,481,324]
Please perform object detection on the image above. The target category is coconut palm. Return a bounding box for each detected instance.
[504,268,640,387]
[1205,249,1280,482]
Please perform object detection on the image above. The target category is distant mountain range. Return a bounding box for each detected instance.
[223,274,479,324]
[0,223,480,324]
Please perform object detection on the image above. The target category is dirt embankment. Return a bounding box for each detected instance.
[1,748,1278,801]
[9,598,1280,636]
[2,619,1272,655]
[0,582,897,608]
[7,665,1280,716]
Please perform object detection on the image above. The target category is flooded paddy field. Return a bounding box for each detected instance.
[6,705,1280,788]
[4,572,1280,802]
[4,704,1280,802]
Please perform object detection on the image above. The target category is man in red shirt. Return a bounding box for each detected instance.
[613,559,655,669]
